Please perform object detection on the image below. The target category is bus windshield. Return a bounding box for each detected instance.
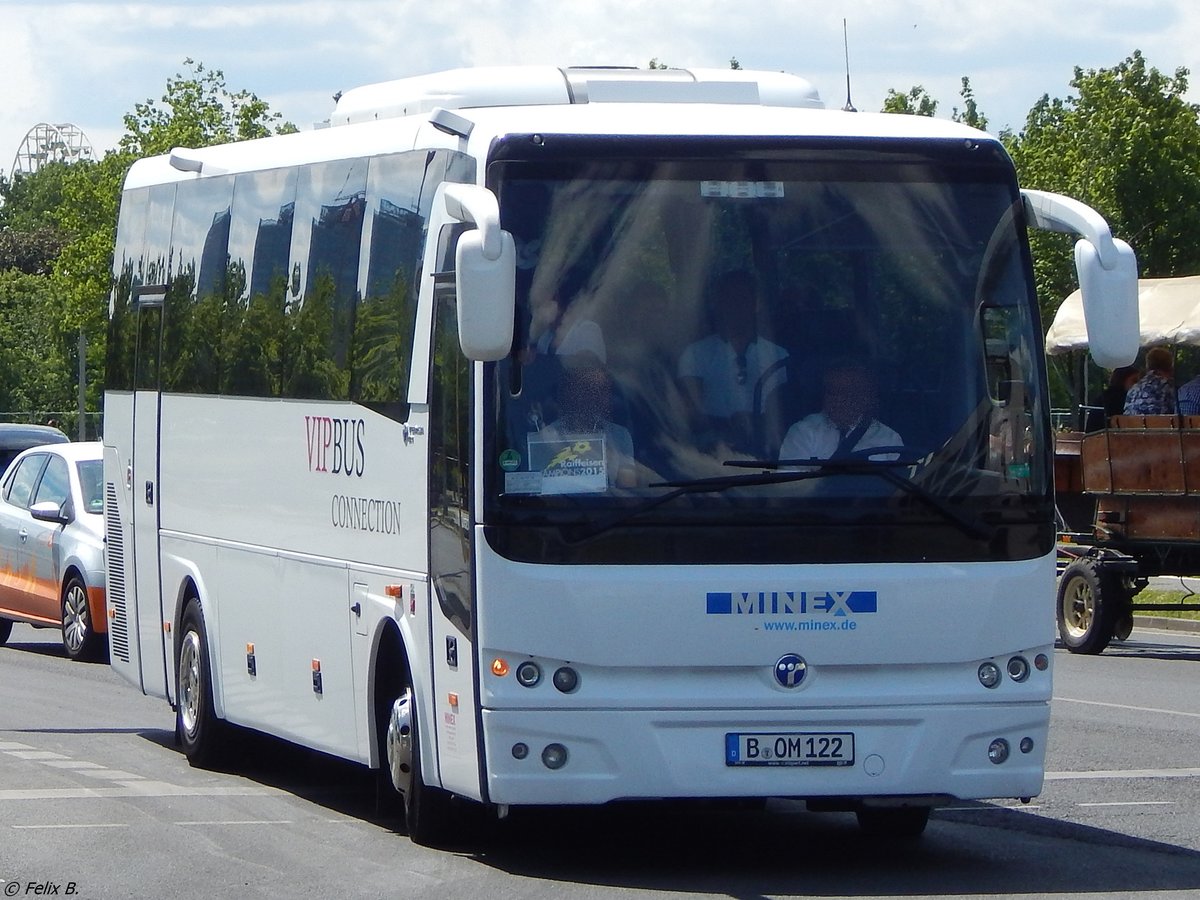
[483,138,1050,565]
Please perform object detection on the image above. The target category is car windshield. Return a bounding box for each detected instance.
[76,459,103,515]
[482,138,1050,564]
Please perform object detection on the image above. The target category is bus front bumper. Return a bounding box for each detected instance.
[480,702,1047,806]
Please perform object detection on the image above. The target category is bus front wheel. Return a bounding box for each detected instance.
[385,681,454,846]
[856,805,930,837]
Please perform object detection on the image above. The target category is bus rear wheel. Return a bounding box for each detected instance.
[176,601,225,767]
[1057,558,1119,655]
[385,680,455,846]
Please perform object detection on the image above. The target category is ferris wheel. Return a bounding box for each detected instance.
[10,122,95,176]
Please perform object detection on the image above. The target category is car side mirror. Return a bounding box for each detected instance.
[30,500,72,525]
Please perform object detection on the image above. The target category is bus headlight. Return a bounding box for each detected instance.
[978,662,1001,689]
[552,666,579,693]
[988,738,1010,764]
[1007,656,1030,682]
[541,743,568,769]
[515,661,542,687]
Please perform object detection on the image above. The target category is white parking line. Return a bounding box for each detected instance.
[0,784,274,801]
[1045,768,1200,780]
[174,825,292,830]
[12,823,130,829]
[1078,801,1177,807]
[6,751,69,761]
[78,769,143,781]
[1057,696,1200,720]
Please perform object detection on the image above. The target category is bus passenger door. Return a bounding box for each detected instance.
[426,224,484,801]
[130,291,171,700]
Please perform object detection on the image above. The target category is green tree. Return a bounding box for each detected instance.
[1007,50,1200,321]
[951,77,988,131]
[0,271,74,421]
[882,85,938,116]
[121,58,296,157]
[0,60,296,428]
[0,161,72,232]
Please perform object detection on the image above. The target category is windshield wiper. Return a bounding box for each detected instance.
[563,456,994,544]
[726,457,996,541]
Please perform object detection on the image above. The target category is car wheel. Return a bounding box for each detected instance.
[176,600,225,767]
[0,617,12,647]
[1057,558,1120,655]
[62,575,100,661]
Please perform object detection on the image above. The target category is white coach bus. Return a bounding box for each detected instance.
[103,65,1137,844]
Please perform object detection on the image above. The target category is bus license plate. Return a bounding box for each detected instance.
[725,732,854,767]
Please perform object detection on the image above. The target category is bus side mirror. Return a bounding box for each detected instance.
[442,184,516,361]
[1022,189,1139,370]
[1074,236,1139,370]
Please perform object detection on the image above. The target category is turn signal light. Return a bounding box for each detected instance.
[491,658,509,677]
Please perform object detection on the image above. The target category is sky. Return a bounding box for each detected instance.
[2,0,1199,178]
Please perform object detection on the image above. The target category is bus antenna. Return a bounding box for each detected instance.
[842,18,857,112]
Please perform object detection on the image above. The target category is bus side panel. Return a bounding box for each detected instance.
[211,543,282,731]
[154,394,425,763]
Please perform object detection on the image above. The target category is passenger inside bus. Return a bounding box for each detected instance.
[529,353,637,491]
[677,269,789,454]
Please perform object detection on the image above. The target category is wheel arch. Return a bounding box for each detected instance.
[368,618,408,770]
[367,612,437,781]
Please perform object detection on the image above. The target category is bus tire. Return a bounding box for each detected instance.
[385,676,454,846]
[855,805,930,838]
[62,574,100,661]
[176,600,225,767]
[0,617,12,647]
[1057,558,1117,655]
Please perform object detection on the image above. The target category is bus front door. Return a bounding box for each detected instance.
[130,294,171,700]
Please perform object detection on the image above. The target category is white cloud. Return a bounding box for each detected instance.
[2,0,1198,177]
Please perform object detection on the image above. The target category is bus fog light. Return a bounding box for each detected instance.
[515,661,542,687]
[988,738,1010,764]
[978,662,1001,688]
[1019,737,1034,754]
[512,742,529,760]
[552,666,579,693]
[1007,656,1030,682]
[541,743,568,769]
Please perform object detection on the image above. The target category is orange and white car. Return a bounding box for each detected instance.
[0,441,106,660]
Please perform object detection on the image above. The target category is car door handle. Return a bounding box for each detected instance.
[18,528,28,542]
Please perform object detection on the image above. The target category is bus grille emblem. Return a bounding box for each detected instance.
[774,654,807,688]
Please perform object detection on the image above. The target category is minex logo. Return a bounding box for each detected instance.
[706,591,878,617]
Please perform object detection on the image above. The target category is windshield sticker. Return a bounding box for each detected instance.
[499,448,522,471]
[528,436,607,494]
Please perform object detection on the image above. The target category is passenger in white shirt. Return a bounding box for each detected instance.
[678,269,788,450]
[779,362,902,466]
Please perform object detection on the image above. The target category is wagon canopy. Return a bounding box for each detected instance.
[1046,275,1200,354]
